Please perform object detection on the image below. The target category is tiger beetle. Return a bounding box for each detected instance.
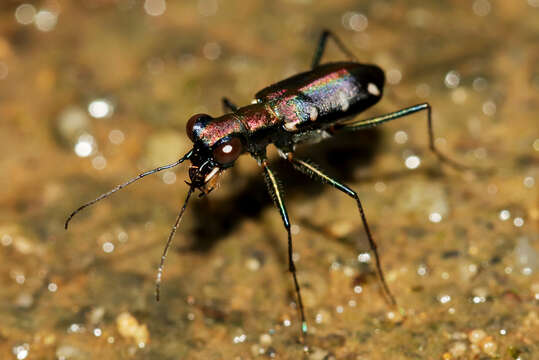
[66,30,469,342]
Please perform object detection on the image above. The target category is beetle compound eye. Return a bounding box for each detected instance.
[186,113,211,142]
[213,137,243,164]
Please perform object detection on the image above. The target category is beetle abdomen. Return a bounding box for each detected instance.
[257,62,385,132]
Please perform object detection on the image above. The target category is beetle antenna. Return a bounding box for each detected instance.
[65,149,193,230]
[155,185,195,301]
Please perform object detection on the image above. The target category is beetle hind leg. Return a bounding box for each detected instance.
[332,103,476,172]
[311,29,358,69]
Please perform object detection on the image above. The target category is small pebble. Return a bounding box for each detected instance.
[245,257,260,271]
[327,220,353,238]
[88,307,105,325]
[116,312,149,346]
[479,336,498,356]
[308,347,331,360]
[259,333,272,346]
[15,293,34,308]
[386,310,404,323]
[449,341,467,357]
[468,329,487,344]
[56,344,87,360]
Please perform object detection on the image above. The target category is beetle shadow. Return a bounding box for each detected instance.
[185,128,418,253]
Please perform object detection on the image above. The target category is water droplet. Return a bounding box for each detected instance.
[444,70,460,88]
[473,0,491,16]
[513,217,524,227]
[74,134,95,157]
[108,129,125,144]
[394,130,408,144]
[15,4,36,25]
[357,252,371,263]
[203,42,221,60]
[415,83,430,98]
[102,242,114,253]
[499,210,510,221]
[482,100,496,116]
[472,295,485,303]
[429,212,442,223]
[162,170,176,184]
[12,344,30,360]
[88,99,114,119]
[1,234,13,246]
[405,155,421,169]
[35,10,57,32]
[451,88,468,104]
[144,0,166,16]
[15,273,26,284]
[246,257,260,271]
[472,77,488,91]
[48,282,58,292]
[523,176,535,188]
[374,181,386,192]
[439,294,451,304]
[92,155,107,170]
[349,13,368,32]
[417,264,428,276]
[68,323,83,333]
[387,69,402,85]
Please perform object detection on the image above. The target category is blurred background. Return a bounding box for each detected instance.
[0,1,537,359]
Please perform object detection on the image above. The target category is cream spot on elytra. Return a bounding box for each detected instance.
[367,83,380,96]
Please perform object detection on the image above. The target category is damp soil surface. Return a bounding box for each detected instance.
[1,1,538,359]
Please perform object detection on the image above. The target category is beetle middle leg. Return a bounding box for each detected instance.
[332,103,472,171]
[262,161,308,342]
[311,29,358,69]
[287,155,397,306]
[221,97,238,113]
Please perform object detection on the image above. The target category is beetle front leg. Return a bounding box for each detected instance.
[262,161,308,342]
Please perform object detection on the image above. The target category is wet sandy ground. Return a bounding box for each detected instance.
[0,1,537,359]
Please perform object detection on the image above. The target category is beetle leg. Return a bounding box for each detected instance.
[262,161,308,342]
[333,103,473,172]
[221,97,238,113]
[288,156,397,307]
[312,29,358,69]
